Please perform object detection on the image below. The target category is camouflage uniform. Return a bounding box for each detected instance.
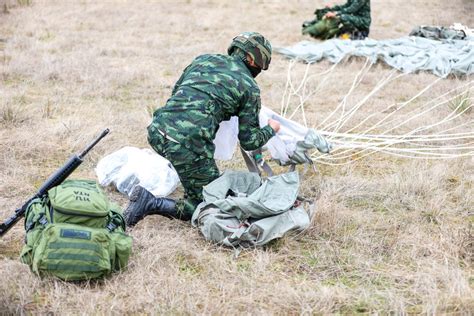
[303,0,371,39]
[148,54,275,218]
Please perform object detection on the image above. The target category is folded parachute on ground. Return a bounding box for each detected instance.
[192,170,312,248]
[274,36,474,77]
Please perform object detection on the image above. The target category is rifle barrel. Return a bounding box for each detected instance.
[0,128,109,238]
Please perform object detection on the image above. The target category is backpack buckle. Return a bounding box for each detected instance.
[38,215,48,226]
[106,222,117,232]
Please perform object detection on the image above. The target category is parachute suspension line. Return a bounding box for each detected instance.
[327,69,405,135]
[317,58,372,130]
[281,59,340,126]
[287,61,340,123]
[278,59,474,164]
[322,87,473,161]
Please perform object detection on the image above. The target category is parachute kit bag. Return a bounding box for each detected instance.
[20,179,132,281]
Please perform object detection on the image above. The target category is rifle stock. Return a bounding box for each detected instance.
[0,129,109,237]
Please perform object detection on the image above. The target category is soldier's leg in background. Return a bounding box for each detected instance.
[339,16,370,39]
[302,17,319,30]
[303,18,340,39]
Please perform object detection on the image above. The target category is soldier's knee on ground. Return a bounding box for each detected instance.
[176,199,197,221]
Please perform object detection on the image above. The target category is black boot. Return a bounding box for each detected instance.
[124,186,179,226]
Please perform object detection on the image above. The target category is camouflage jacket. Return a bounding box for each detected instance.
[150,54,275,159]
[315,0,371,32]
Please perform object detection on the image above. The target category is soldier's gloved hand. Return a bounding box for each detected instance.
[324,11,336,19]
[268,119,281,133]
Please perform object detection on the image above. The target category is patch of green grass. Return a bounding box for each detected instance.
[42,99,55,119]
[449,92,471,115]
[176,253,203,276]
[1,103,28,125]
[39,30,55,42]
[352,301,370,313]
[17,0,33,6]
[322,274,360,288]
[2,73,26,85]
[339,295,391,314]
[396,95,409,103]
[405,304,424,314]
[263,237,286,252]
[162,69,174,77]
[345,195,388,213]
[303,250,319,268]
[236,259,251,272]
[420,209,442,224]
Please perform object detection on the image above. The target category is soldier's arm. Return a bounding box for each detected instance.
[327,0,350,12]
[237,91,275,151]
[314,7,330,18]
[314,1,350,19]
[337,0,367,14]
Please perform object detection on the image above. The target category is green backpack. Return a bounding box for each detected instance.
[20,179,132,281]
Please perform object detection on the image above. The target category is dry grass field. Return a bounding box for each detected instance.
[1,0,473,314]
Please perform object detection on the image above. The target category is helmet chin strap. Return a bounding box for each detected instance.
[248,65,261,78]
[231,49,262,78]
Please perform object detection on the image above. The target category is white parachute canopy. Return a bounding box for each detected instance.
[213,106,331,164]
[95,146,180,197]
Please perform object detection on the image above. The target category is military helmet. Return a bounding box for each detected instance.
[228,32,272,70]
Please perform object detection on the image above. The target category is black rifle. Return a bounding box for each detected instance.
[0,128,110,237]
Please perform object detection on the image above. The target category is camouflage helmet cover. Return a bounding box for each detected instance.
[227,32,272,70]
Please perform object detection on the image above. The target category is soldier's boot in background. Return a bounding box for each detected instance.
[124,186,180,226]
[302,18,317,29]
[350,30,369,40]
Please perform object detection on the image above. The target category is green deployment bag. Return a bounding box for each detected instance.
[20,179,132,281]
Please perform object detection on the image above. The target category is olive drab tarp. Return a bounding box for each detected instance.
[191,171,312,248]
[409,24,473,41]
[409,25,468,41]
[275,37,474,77]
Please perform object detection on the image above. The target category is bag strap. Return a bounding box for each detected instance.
[241,147,311,179]
[24,197,50,233]
[106,210,126,232]
[240,147,274,177]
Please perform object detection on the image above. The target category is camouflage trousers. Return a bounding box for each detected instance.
[302,17,341,40]
[147,125,220,219]
[303,16,370,40]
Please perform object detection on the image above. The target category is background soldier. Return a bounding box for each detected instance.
[302,0,371,40]
[124,32,281,226]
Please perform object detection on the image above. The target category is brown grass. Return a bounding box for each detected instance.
[1,0,473,314]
